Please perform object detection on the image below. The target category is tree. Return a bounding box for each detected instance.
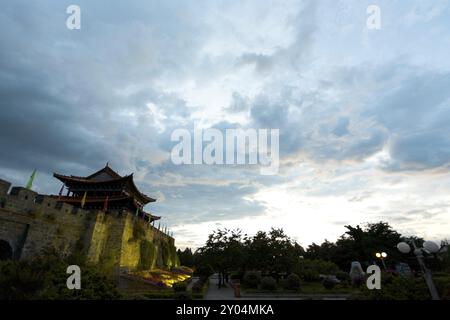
[177,248,194,267]
[196,228,305,281]
[305,240,336,261]
[305,222,410,270]
[246,228,304,277]
[195,228,247,287]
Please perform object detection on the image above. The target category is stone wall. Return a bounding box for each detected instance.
[0,178,179,272]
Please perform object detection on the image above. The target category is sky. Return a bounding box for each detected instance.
[1,0,450,249]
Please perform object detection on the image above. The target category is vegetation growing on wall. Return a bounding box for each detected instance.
[98,251,117,277]
[132,220,146,241]
[160,240,179,269]
[138,240,156,270]
[161,240,171,267]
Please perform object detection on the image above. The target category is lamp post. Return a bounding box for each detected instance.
[375,252,387,270]
[397,240,440,300]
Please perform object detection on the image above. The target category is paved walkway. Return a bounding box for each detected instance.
[204,273,237,300]
[187,276,199,291]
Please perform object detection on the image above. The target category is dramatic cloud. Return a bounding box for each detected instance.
[1,0,449,248]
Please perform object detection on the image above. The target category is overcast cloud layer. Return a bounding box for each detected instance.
[1,0,450,248]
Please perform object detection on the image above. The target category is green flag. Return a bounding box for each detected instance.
[80,191,87,209]
[26,169,36,190]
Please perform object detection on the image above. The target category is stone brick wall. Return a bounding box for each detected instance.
[0,178,178,272]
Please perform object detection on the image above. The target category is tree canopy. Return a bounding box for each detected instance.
[193,222,429,275]
[305,222,420,270]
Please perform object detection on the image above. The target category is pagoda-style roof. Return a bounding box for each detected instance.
[51,195,161,222]
[54,165,156,204]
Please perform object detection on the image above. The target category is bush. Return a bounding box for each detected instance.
[174,291,192,300]
[295,259,339,282]
[194,264,214,278]
[301,270,320,282]
[322,277,336,290]
[297,259,339,274]
[192,279,206,293]
[434,277,450,300]
[261,276,277,291]
[285,273,301,290]
[243,271,261,289]
[335,271,350,283]
[358,275,429,300]
[351,274,365,288]
[173,282,188,292]
[0,251,121,300]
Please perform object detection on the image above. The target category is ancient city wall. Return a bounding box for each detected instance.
[0,178,178,271]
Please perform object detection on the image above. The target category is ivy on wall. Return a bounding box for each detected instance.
[138,240,156,270]
[161,240,171,267]
[132,221,146,241]
[160,240,180,269]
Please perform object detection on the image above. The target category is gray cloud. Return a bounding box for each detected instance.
[1,0,450,244]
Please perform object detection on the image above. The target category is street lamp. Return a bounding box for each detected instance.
[397,240,440,300]
[375,252,387,270]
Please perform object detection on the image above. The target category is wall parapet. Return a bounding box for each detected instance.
[0,179,173,239]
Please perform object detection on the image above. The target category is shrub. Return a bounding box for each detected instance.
[243,271,261,289]
[192,279,206,293]
[173,282,188,292]
[351,274,365,288]
[322,277,336,290]
[261,276,277,291]
[434,277,450,300]
[0,251,121,300]
[285,273,301,290]
[301,270,320,282]
[295,259,339,282]
[358,275,429,300]
[194,264,214,278]
[299,259,339,274]
[335,271,350,283]
[174,291,192,300]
